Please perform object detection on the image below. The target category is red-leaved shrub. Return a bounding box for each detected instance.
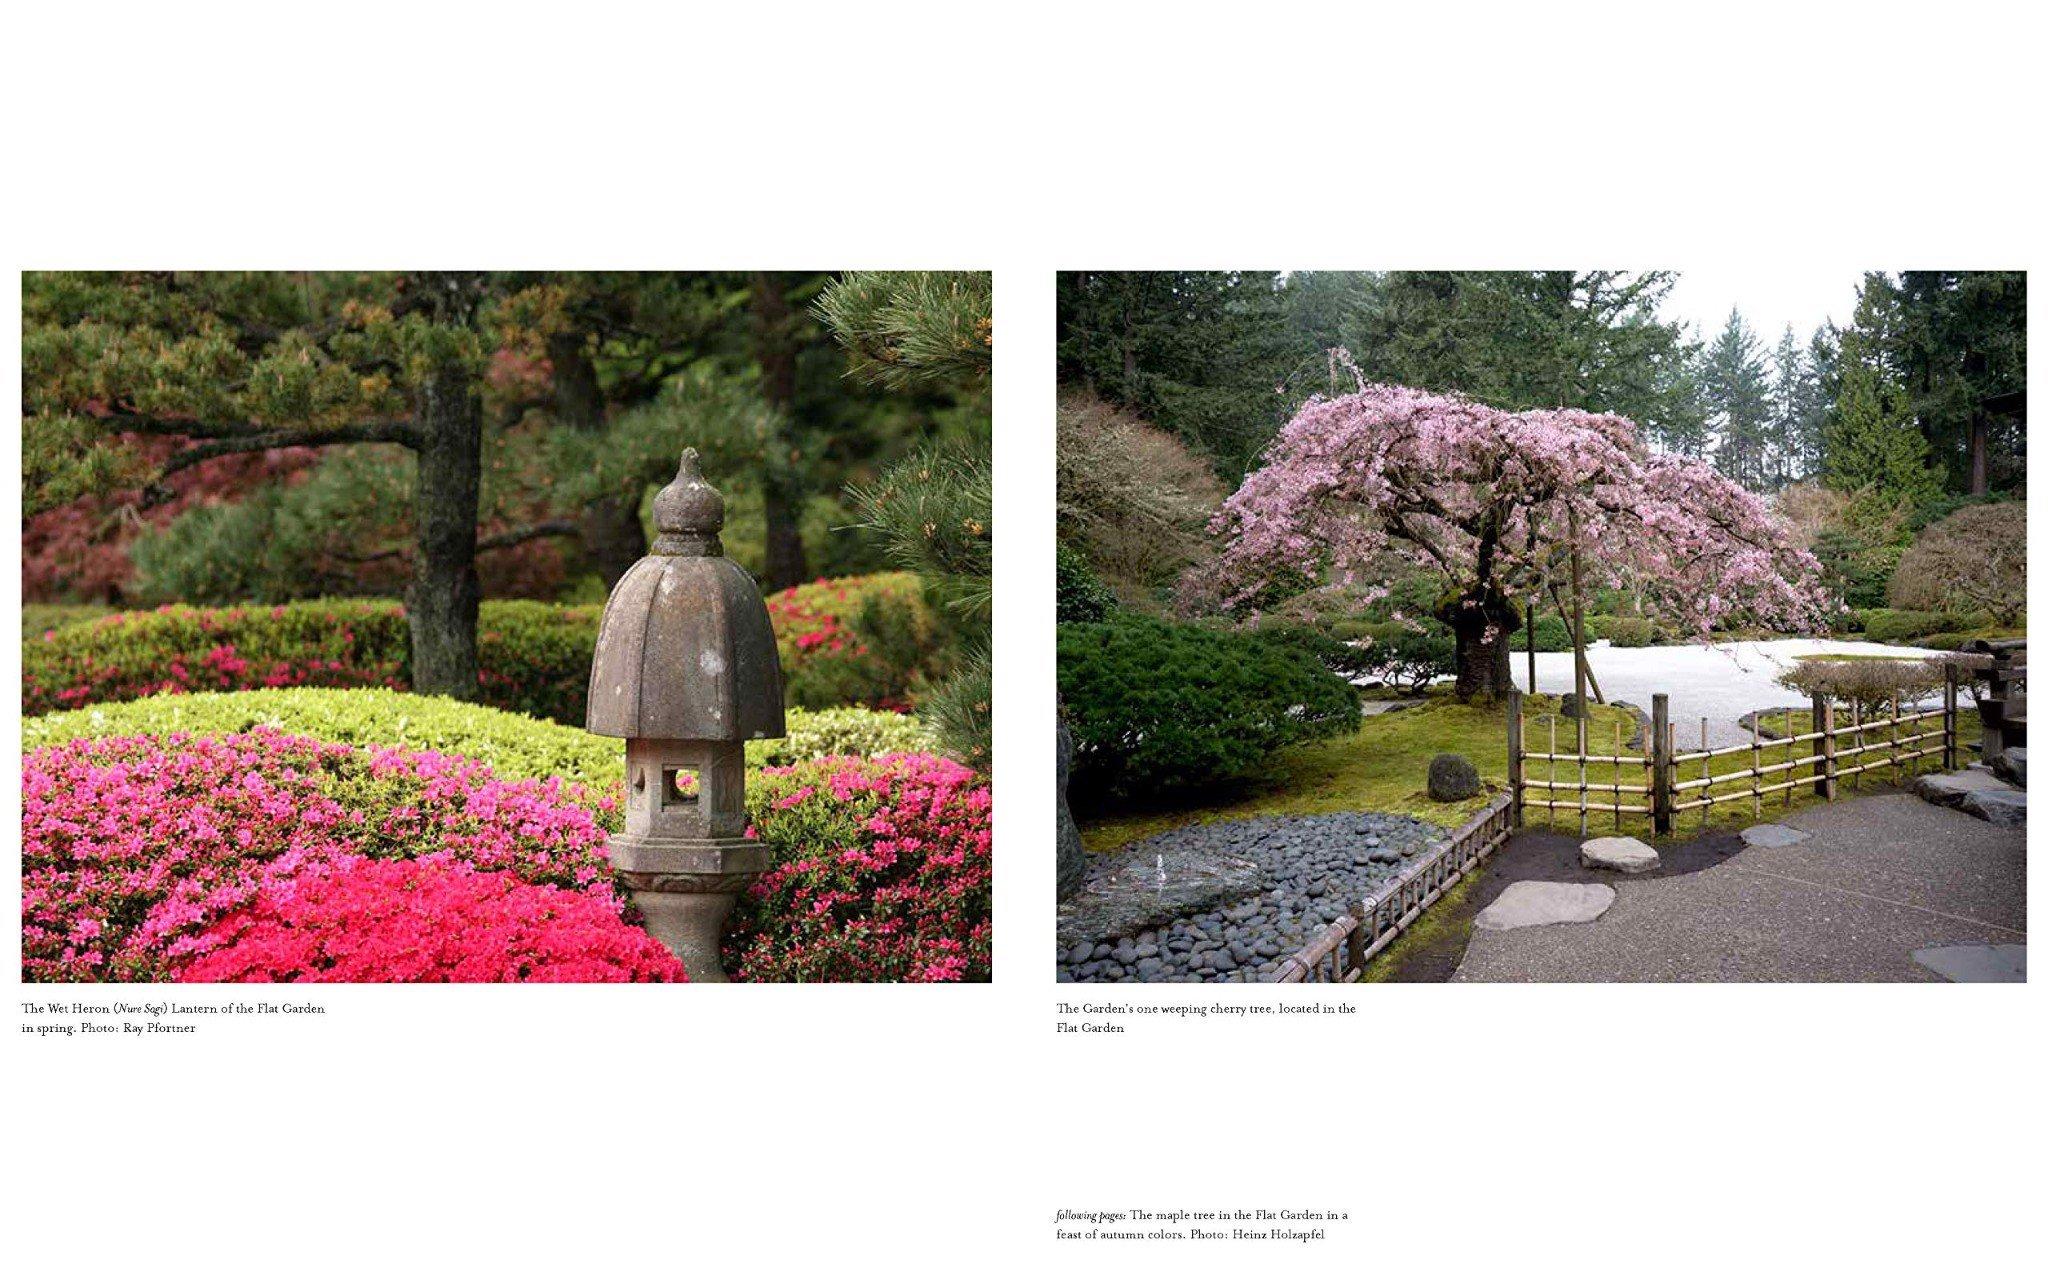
[726,753,992,983]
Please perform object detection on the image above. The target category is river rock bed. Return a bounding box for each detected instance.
[1056,812,1449,983]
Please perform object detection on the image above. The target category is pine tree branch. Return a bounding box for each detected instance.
[478,519,581,552]
[154,421,418,478]
[337,518,581,566]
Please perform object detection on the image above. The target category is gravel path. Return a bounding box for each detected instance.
[1056,813,1447,983]
[1518,637,1944,747]
[1453,793,2026,982]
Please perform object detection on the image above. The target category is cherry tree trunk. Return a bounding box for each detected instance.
[1442,590,1520,705]
[408,361,483,700]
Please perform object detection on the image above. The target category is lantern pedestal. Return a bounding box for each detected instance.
[610,837,769,983]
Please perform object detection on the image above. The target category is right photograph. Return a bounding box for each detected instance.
[1054,270,2027,985]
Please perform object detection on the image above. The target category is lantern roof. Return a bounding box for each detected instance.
[585,449,786,742]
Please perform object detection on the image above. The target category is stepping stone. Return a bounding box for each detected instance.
[1580,835,1659,874]
[1995,747,2027,788]
[1739,823,1811,849]
[1914,768,2014,808]
[1960,788,2027,826]
[1912,943,2027,983]
[1473,881,1615,931]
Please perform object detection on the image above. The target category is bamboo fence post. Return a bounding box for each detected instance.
[1813,694,1835,801]
[1549,715,1558,830]
[1943,664,1959,771]
[1890,692,1902,778]
[1699,717,1709,833]
[1505,689,1524,827]
[1783,707,1794,809]
[1651,693,1671,835]
[1345,901,1366,978]
[1612,717,1622,830]
[1850,701,1861,790]
[1751,713,1762,819]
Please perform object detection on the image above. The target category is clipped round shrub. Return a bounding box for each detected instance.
[1515,613,1572,652]
[175,857,683,984]
[21,731,631,983]
[23,689,932,790]
[1360,621,1455,692]
[1776,657,1944,713]
[1603,617,1656,648]
[764,572,947,711]
[728,753,992,983]
[1057,613,1360,799]
[1864,609,1966,645]
[1056,543,1118,624]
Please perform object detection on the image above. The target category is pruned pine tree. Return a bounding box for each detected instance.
[822,272,995,770]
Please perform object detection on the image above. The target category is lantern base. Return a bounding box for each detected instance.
[609,835,767,982]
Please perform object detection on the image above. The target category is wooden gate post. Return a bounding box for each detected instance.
[1650,693,1671,835]
[1813,694,1836,801]
[1943,664,1960,771]
[1505,689,1524,828]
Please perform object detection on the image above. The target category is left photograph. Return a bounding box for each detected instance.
[21,270,993,984]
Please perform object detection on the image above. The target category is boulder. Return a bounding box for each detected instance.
[1912,943,2028,983]
[1995,747,2027,788]
[1960,788,2027,826]
[1427,752,1483,802]
[1915,768,2013,808]
[1559,692,1589,720]
[1056,720,1087,901]
[1739,823,1811,850]
[1580,835,1659,874]
[1056,842,1268,949]
[1472,881,1615,931]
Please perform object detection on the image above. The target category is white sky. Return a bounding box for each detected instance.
[1659,268,1869,348]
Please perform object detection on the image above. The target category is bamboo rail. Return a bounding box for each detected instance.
[1506,686,1960,836]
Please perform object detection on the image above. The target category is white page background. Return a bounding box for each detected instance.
[3,3,2041,1268]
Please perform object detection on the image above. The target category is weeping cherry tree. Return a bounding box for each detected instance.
[1183,375,1831,703]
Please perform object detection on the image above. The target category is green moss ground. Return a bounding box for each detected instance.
[1076,689,1976,853]
[1075,691,1636,855]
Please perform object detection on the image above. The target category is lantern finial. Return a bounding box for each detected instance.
[651,446,725,555]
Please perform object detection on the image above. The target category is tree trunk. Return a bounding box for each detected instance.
[548,329,647,586]
[749,272,809,591]
[1968,407,1989,495]
[1441,587,1520,704]
[408,360,483,700]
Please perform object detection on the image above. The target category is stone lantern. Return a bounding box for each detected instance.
[586,448,785,981]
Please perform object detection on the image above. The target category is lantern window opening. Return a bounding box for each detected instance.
[662,767,700,807]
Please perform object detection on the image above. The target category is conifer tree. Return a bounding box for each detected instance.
[1824,277,1943,534]
[1700,308,1775,489]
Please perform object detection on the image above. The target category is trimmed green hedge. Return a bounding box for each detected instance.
[22,603,114,640]
[1602,617,1656,647]
[1863,609,1968,644]
[23,688,935,790]
[1514,614,1571,652]
[1058,614,1360,799]
[24,575,944,720]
